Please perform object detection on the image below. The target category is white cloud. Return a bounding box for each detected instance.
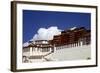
[70,27,77,30]
[23,42,29,47]
[23,26,62,47]
[32,26,62,41]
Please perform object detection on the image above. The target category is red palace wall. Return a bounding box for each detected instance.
[49,27,91,46]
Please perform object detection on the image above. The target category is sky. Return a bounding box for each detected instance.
[23,10,91,43]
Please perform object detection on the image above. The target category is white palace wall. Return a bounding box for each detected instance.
[45,45,91,61]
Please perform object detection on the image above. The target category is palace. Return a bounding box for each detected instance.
[23,27,91,62]
[50,27,90,46]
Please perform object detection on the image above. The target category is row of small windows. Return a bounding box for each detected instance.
[32,41,48,44]
[23,47,51,52]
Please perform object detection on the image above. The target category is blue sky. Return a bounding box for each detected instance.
[23,10,91,43]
